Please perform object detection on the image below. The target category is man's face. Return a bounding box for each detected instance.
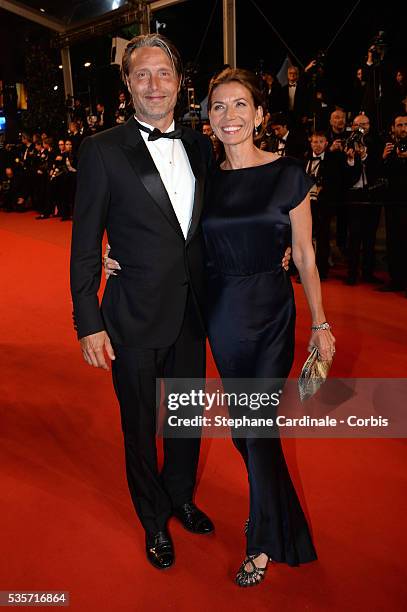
[65,141,73,152]
[119,93,126,103]
[287,68,298,84]
[126,46,180,126]
[394,116,407,139]
[202,124,213,137]
[330,111,346,132]
[396,71,403,84]
[5,168,13,179]
[310,136,328,155]
[96,104,103,112]
[352,115,370,134]
[263,73,273,86]
[271,124,288,138]
[58,140,65,151]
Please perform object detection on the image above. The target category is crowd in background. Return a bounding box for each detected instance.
[0,51,406,294]
[0,91,134,221]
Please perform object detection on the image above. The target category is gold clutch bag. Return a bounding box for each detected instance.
[298,347,333,402]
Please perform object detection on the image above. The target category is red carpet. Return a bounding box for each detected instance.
[1,211,406,611]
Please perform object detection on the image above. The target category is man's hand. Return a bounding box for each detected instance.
[383,142,395,159]
[330,139,344,152]
[282,246,292,271]
[354,142,367,159]
[305,59,317,72]
[346,146,355,162]
[79,331,115,371]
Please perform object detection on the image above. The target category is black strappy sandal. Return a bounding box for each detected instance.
[235,553,271,587]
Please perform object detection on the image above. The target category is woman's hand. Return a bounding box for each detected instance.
[308,329,336,362]
[103,243,121,279]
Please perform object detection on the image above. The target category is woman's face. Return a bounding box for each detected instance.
[209,82,263,146]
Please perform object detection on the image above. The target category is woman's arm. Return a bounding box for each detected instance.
[289,193,336,361]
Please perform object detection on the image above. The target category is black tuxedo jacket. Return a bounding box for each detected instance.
[304,150,357,201]
[281,81,309,118]
[70,117,213,347]
[284,130,308,160]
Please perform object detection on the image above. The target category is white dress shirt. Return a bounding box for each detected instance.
[307,152,325,200]
[347,152,368,189]
[136,116,195,239]
[278,131,289,156]
[288,83,297,111]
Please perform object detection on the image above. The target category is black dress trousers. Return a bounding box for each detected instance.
[111,290,205,537]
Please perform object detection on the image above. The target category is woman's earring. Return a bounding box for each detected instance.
[254,124,261,135]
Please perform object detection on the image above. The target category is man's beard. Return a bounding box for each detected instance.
[133,97,175,123]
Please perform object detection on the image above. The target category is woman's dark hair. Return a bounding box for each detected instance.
[207,68,266,141]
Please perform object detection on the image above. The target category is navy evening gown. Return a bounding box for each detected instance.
[202,156,318,565]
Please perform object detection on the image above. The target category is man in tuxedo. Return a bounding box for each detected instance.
[262,70,283,114]
[380,114,407,293]
[305,131,356,279]
[281,66,309,125]
[70,34,215,571]
[344,114,384,284]
[268,112,308,160]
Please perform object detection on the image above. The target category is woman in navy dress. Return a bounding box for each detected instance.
[202,68,335,586]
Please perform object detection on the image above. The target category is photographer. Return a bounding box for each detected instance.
[379,114,407,293]
[345,114,384,285]
[305,131,355,279]
[303,55,331,131]
[327,109,348,152]
[359,34,388,130]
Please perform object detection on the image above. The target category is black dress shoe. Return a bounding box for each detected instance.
[145,530,174,570]
[173,502,214,534]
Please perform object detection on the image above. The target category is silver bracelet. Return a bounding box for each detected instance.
[311,322,331,331]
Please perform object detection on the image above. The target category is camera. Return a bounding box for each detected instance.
[396,138,407,154]
[345,127,366,150]
[369,31,387,63]
[315,50,326,70]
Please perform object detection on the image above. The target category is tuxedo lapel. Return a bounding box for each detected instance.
[182,131,205,244]
[120,118,184,239]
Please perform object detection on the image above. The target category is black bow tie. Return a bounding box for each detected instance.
[312,156,322,160]
[289,83,297,87]
[135,118,183,141]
